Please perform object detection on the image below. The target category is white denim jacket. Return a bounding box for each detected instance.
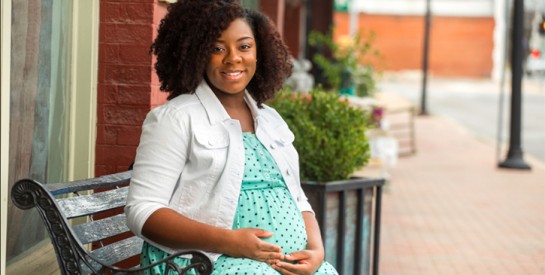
[125,81,313,260]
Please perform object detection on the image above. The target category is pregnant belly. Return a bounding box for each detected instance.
[233,187,308,254]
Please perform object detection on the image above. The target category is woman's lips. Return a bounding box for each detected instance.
[222,70,243,80]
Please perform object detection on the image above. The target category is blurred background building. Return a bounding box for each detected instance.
[336,0,545,79]
[335,0,495,77]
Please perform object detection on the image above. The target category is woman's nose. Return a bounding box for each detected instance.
[223,50,242,64]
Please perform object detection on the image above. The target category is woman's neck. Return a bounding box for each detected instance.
[215,92,246,111]
[211,88,255,133]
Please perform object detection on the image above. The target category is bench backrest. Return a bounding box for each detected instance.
[11,171,143,274]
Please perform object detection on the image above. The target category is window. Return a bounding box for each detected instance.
[5,0,98,272]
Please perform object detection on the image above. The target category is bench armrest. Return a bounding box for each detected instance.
[83,250,213,274]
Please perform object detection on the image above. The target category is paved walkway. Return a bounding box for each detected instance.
[375,110,545,274]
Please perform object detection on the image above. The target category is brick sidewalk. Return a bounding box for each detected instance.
[378,115,545,275]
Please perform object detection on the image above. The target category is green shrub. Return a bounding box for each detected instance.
[268,88,370,182]
[308,29,381,97]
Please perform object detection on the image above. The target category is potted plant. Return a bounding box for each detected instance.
[308,29,381,97]
[268,88,384,275]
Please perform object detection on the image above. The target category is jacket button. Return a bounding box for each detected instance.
[208,140,215,146]
[286,169,291,176]
[270,144,276,149]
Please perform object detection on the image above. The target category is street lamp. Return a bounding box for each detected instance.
[420,0,431,115]
[499,0,531,170]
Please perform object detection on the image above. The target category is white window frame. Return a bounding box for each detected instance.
[69,0,99,181]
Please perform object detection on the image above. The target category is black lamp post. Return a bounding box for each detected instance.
[499,0,531,170]
[420,0,431,115]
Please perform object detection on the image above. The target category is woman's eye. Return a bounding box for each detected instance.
[240,44,251,50]
[213,47,225,53]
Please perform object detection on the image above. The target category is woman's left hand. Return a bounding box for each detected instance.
[271,211,325,274]
[271,249,322,275]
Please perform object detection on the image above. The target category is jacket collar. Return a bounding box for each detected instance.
[195,80,263,125]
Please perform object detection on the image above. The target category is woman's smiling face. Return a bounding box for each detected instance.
[205,18,257,96]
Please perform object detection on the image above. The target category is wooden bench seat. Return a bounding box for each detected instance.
[11,171,213,275]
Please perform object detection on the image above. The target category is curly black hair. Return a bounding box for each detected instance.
[151,0,293,106]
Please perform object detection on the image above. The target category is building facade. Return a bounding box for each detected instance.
[333,0,502,78]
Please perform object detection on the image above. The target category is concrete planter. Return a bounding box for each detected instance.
[302,177,384,275]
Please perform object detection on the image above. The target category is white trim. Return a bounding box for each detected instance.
[492,0,509,81]
[68,0,98,181]
[351,0,494,17]
[349,8,359,36]
[1,0,12,274]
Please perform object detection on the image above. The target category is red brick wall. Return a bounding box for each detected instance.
[283,4,302,58]
[96,0,169,176]
[259,0,302,58]
[260,0,285,36]
[333,12,494,77]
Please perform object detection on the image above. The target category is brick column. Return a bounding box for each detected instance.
[260,0,285,36]
[283,3,302,58]
[96,0,169,176]
[260,0,304,58]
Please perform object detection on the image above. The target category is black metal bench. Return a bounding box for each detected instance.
[10,171,213,274]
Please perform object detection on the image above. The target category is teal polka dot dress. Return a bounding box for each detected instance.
[141,133,338,274]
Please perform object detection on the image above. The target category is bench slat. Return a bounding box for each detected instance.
[73,213,130,244]
[57,187,129,218]
[46,171,131,196]
[90,236,143,266]
[80,258,103,274]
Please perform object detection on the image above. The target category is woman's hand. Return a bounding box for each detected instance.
[272,249,323,275]
[222,228,284,265]
[271,211,325,274]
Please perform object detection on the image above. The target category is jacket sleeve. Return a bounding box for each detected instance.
[125,106,189,237]
[296,192,314,214]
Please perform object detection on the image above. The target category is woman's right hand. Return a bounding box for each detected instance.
[222,228,284,264]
